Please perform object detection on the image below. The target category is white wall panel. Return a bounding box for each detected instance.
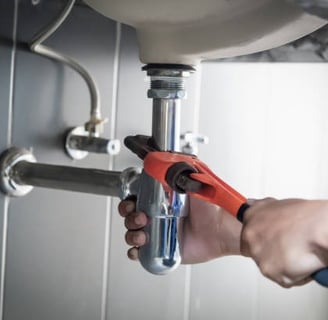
[3,2,117,320]
[191,62,328,320]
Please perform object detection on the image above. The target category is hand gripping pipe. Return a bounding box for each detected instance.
[137,64,195,274]
[0,63,195,276]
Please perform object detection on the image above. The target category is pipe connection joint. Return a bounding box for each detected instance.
[145,64,194,101]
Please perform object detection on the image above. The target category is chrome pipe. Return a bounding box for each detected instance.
[152,99,181,149]
[137,65,194,275]
[13,161,124,197]
[0,147,140,199]
[67,134,121,155]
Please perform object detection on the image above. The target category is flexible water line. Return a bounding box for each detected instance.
[30,0,103,133]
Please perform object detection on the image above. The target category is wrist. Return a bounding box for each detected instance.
[217,212,242,256]
[310,201,328,264]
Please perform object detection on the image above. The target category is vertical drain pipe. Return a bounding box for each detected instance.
[137,64,195,274]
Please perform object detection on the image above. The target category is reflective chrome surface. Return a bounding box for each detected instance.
[137,66,192,274]
[137,173,188,274]
[0,148,36,197]
[0,148,140,199]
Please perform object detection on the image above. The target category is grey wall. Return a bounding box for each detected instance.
[0,1,327,320]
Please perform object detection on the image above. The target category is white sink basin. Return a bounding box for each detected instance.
[85,0,326,65]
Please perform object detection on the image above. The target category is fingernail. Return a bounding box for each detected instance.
[125,202,134,213]
[134,215,144,226]
[133,234,140,243]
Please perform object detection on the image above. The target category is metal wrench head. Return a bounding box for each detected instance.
[124,135,160,160]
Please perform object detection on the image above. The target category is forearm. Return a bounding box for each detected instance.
[217,211,242,256]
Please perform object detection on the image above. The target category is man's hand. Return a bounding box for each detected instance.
[118,195,328,288]
[118,196,242,263]
[241,198,328,288]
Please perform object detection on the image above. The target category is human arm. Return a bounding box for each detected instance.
[118,196,328,288]
[241,198,328,288]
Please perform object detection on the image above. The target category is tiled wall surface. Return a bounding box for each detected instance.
[0,1,327,320]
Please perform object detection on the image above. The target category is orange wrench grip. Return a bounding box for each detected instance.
[189,172,247,217]
[144,151,248,218]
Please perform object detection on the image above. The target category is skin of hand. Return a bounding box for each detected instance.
[118,196,328,288]
[241,198,328,288]
[118,196,242,264]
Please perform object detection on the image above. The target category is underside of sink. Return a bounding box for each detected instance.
[85,0,326,65]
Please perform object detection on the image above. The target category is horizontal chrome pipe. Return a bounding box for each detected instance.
[0,147,140,199]
[13,161,124,197]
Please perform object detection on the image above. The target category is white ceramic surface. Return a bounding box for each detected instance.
[85,0,326,65]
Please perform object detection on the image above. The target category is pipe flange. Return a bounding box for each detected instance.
[65,126,89,160]
[148,89,186,99]
[0,147,36,197]
[142,64,195,77]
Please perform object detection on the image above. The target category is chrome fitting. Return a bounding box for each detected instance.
[147,88,186,99]
[65,126,121,160]
[0,146,140,199]
[0,147,36,197]
[133,64,196,275]
[120,167,142,199]
[180,131,209,155]
[144,64,195,100]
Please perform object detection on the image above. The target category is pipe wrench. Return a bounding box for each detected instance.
[124,134,328,287]
[124,134,249,220]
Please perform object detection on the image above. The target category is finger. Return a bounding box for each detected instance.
[118,200,136,217]
[124,212,148,230]
[127,247,139,261]
[125,230,147,246]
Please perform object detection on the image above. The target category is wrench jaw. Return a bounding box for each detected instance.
[165,162,202,193]
[124,135,203,194]
[124,135,159,160]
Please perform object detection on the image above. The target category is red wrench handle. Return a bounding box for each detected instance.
[188,172,248,218]
[144,151,328,287]
[144,151,248,219]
